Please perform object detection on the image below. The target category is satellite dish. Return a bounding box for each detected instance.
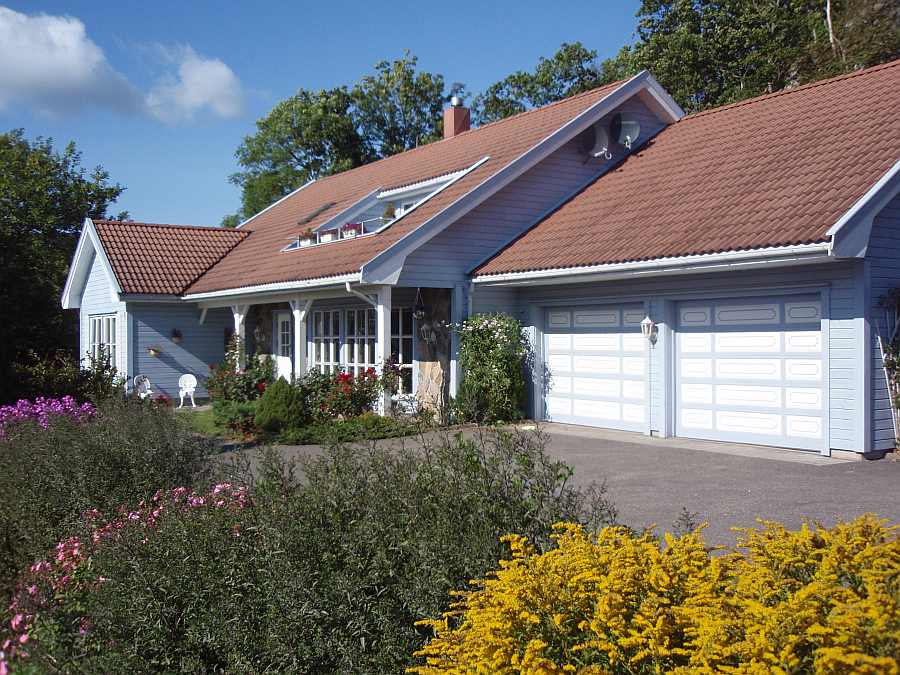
[610,112,641,149]
[578,123,612,160]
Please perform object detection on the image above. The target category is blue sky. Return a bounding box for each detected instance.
[1,1,639,226]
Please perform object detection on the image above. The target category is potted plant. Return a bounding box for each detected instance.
[171,328,183,344]
[298,228,316,247]
[342,222,362,238]
[319,228,339,243]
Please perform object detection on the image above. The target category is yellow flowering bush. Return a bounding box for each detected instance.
[413,515,900,674]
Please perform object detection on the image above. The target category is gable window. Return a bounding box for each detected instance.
[391,308,414,394]
[346,308,376,377]
[89,314,117,366]
[312,310,340,373]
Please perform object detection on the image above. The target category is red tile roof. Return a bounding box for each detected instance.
[184,80,627,294]
[476,60,900,277]
[92,220,249,295]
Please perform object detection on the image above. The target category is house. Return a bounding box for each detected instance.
[62,60,900,458]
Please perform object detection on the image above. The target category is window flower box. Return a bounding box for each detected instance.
[319,228,339,243]
[298,228,316,247]
[342,223,363,238]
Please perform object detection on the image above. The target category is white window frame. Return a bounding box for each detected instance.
[311,310,340,374]
[276,313,292,358]
[89,314,117,366]
[391,307,414,394]
[346,308,377,377]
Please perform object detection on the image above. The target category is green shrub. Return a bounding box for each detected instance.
[0,397,211,598]
[278,411,417,444]
[2,428,615,673]
[206,337,274,403]
[13,348,124,403]
[212,399,259,437]
[254,377,308,433]
[455,313,528,423]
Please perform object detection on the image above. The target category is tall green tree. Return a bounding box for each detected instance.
[0,129,124,402]
[473,42,628,125]
[228,52,463,222]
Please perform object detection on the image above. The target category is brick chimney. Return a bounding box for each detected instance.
[443,96,470,139]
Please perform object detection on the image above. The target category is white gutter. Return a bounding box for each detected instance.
[183,272,360,301]
[473,243,832,286]
[235,178,316,229]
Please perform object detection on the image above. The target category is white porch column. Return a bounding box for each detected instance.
[290,297,312,380]
[449,283,465,398]
[375,285,392,415]
[230,304,248,368]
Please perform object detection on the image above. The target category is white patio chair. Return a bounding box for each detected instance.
[133,375,152,400]
[178,373,198,409]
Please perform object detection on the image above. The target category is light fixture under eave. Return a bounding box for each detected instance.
[610,112,641,150]
[640,315,656,342]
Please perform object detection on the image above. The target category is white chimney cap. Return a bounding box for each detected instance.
[450,95,463,108]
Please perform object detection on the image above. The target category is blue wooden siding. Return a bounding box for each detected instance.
[398,97,667,288]
[868,191,900,450]
[79,251,126,373]
[130,303,231,399]
[474,260,863,452]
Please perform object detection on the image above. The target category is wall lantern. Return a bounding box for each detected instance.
[640,315,656,342]
[147,346,162,357]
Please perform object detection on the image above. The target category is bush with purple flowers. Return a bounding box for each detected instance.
[0,396,95,439]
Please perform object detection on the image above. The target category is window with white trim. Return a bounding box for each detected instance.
[278,315,292,358]
[346,308,376,377]
[312,310,340,373]
[391,308,414,394]
[89,314,117,366]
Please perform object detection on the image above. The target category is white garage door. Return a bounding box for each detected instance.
[544,305,647,432]
[676,296,825,451]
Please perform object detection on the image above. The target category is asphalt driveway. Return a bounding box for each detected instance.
[538,423,900,546]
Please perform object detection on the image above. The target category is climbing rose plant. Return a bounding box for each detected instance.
[413,515,900,674]
[455,313,529,422]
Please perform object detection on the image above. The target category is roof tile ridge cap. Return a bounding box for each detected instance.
[303,79,627,182]
[683,59,900,121]
[179,230,253,294]
[94,219,247,234]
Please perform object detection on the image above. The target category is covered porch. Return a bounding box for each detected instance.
[195,283,464,412]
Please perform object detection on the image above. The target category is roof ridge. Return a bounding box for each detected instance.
[683,58,900,121]
[94,219,248,234]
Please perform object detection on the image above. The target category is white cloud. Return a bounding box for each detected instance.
[0,6,244,123]
[146,46,244,123]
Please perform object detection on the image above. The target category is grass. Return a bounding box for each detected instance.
[176,407,230,439]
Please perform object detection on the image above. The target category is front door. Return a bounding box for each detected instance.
[274,311,293,381]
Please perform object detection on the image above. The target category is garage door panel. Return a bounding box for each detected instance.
[676,295,825,452]
[573,334,619,351]
[716,384,782,408]
[544,304,646,432]
[714,332,781,353]
[715,358,782,380]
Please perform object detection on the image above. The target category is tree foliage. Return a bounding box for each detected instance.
[0,129,124,403]
[228,52,463,221]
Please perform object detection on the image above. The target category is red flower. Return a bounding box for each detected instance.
[257,382,267,392]
[366,367,376,376]
[337,372,353,383]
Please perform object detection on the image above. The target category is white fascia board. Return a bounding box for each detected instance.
[473,243,832,286]
[61,218,123,308]
[639,72,685,122]
[312,187,381,233]
[182,272,361,302]
[827,159,900,258]
[360,72,659,284]
[235,178,316,229]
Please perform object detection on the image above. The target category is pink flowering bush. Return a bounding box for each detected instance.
[0,396,95,439]
[2,483,251,673]
[0,397,212,603]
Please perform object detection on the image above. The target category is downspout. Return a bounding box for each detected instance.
[345,281,377,307]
